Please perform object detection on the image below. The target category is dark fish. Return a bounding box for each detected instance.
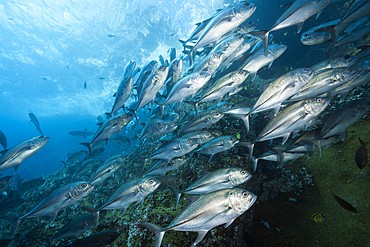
[0,176,13,196]
[65,230,119,247]
[108,34,115,37]
[68,128,94,139]
[0,131,6,150]
[330,188,358,213]
[355,137,370,169]
[52,207,99,239]
[84,81,87,89]
[29,111,44,136]
[99,77,105,80]
[66,65,70,70]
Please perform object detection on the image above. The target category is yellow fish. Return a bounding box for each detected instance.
[311,213,325,222]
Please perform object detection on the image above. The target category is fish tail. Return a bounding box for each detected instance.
[81,206,100,226]
[140,222,165,247]
[169,186,182,209]
[80,142,92,156]
[1,215,21,236]
[105,112,112,119]
[250,30,269,53]
[184,100,199,115]
[358,137,370,147]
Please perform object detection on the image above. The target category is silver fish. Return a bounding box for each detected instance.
[254,0,333,51]
[143,155,190,176]
[288,68,361,101]
[141,188,257,246]
[108,76,134,117]
[29,112,44,136]
[189,2,256,64]
[148,138,199,163]
[249,67,315,116]
[241,43,287,81]
[191,51,224,75]
[248,97,330,157]
[163,71,212,108]
[139,119,178,140]
[300,19,341,45]
[80,112,133,155]
[0,130,7,150]
[89,160,122,186]
[172,167,251,209]
[97,177,160,216]
[68,128,94,139]
[310,55,358,73]
[5,181,94,236]
[180,129,223,145]
[0,136,49,173]
[195,136,240,162]
[187,70,250,114]
[180,110,224,133]
[123,60,136,79]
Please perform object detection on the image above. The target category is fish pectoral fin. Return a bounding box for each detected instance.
[50,211,58,222]
[296,22,304,33]
[119,207,127,216]
[224,219,235,228]
[194,231,208,246]
[268,61,274,69]
[281,133,291,145]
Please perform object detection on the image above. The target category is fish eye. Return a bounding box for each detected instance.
[304,68,309,72]
[316,98,322,103]
[243,192,249,197]
[188,139,192,143]
[82,183,87,188]
[304,34,309,37]
[149,179,154,183]
[241,170,246,174]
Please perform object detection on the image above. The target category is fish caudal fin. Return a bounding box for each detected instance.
[1,215,21,236]
[80,142,92,156]
[250,30,269,53]
[140,222,165,247]
[169,186,182,209]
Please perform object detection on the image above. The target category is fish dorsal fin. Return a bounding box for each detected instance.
[280,2,293,9]
[0,149,8,155]
[96,122,103,127]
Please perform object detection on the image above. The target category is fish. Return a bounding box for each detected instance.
[187,70,250,114]
[253,0,333,52]
[300,19,341,45]
[99,77,105,80]
[179,129,223,146]
[190,51,224,75]
[164,58,183,97]
[248,97,330,157]
[318,100,370,146]
[2,181,94,236]
[147,138,199,164]
[0,136,50,173]
[129,65,169,119]
[309,55,358,73]
[89,155,125,185]
[63,230,119,247]
[142,155,190,176]
[141,188,257,246]
[61,151,86,165]
[241,43,287,81]
[72,159,100,178]
[315,0,370,42]
[171,167,252,209]
[123,60,136,79]
[151,175,183,191]
[97,177,160,216]
[111,135,132,146]
[108,34,115,37]
[225,108,251,133]
[107,76,134,117]
[0,130,7,150]
[249,67,315,116]
[139,119,178,140]
[330,188,358,213]
[68,128,94,139]
[84,81,87,89]
[80,112,133,155]
[51,207,99,239]
[29,111,44,136]
[355,137,370,169]
[163,71,212,109]
[288,68,361,101]
[134,60,158,93]
[195,136,240,162]
[311,213,325,222]
[189,2,256,64]
[0,176,13,196]
[179,110,224,133]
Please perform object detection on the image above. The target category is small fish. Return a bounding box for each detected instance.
[66,65,70,70]
[99,77,105,80]
[311,213,325,222]
[84,81,87,89]
[355,137,370,169]
[108,34,115,37]
[330,188,358,213]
